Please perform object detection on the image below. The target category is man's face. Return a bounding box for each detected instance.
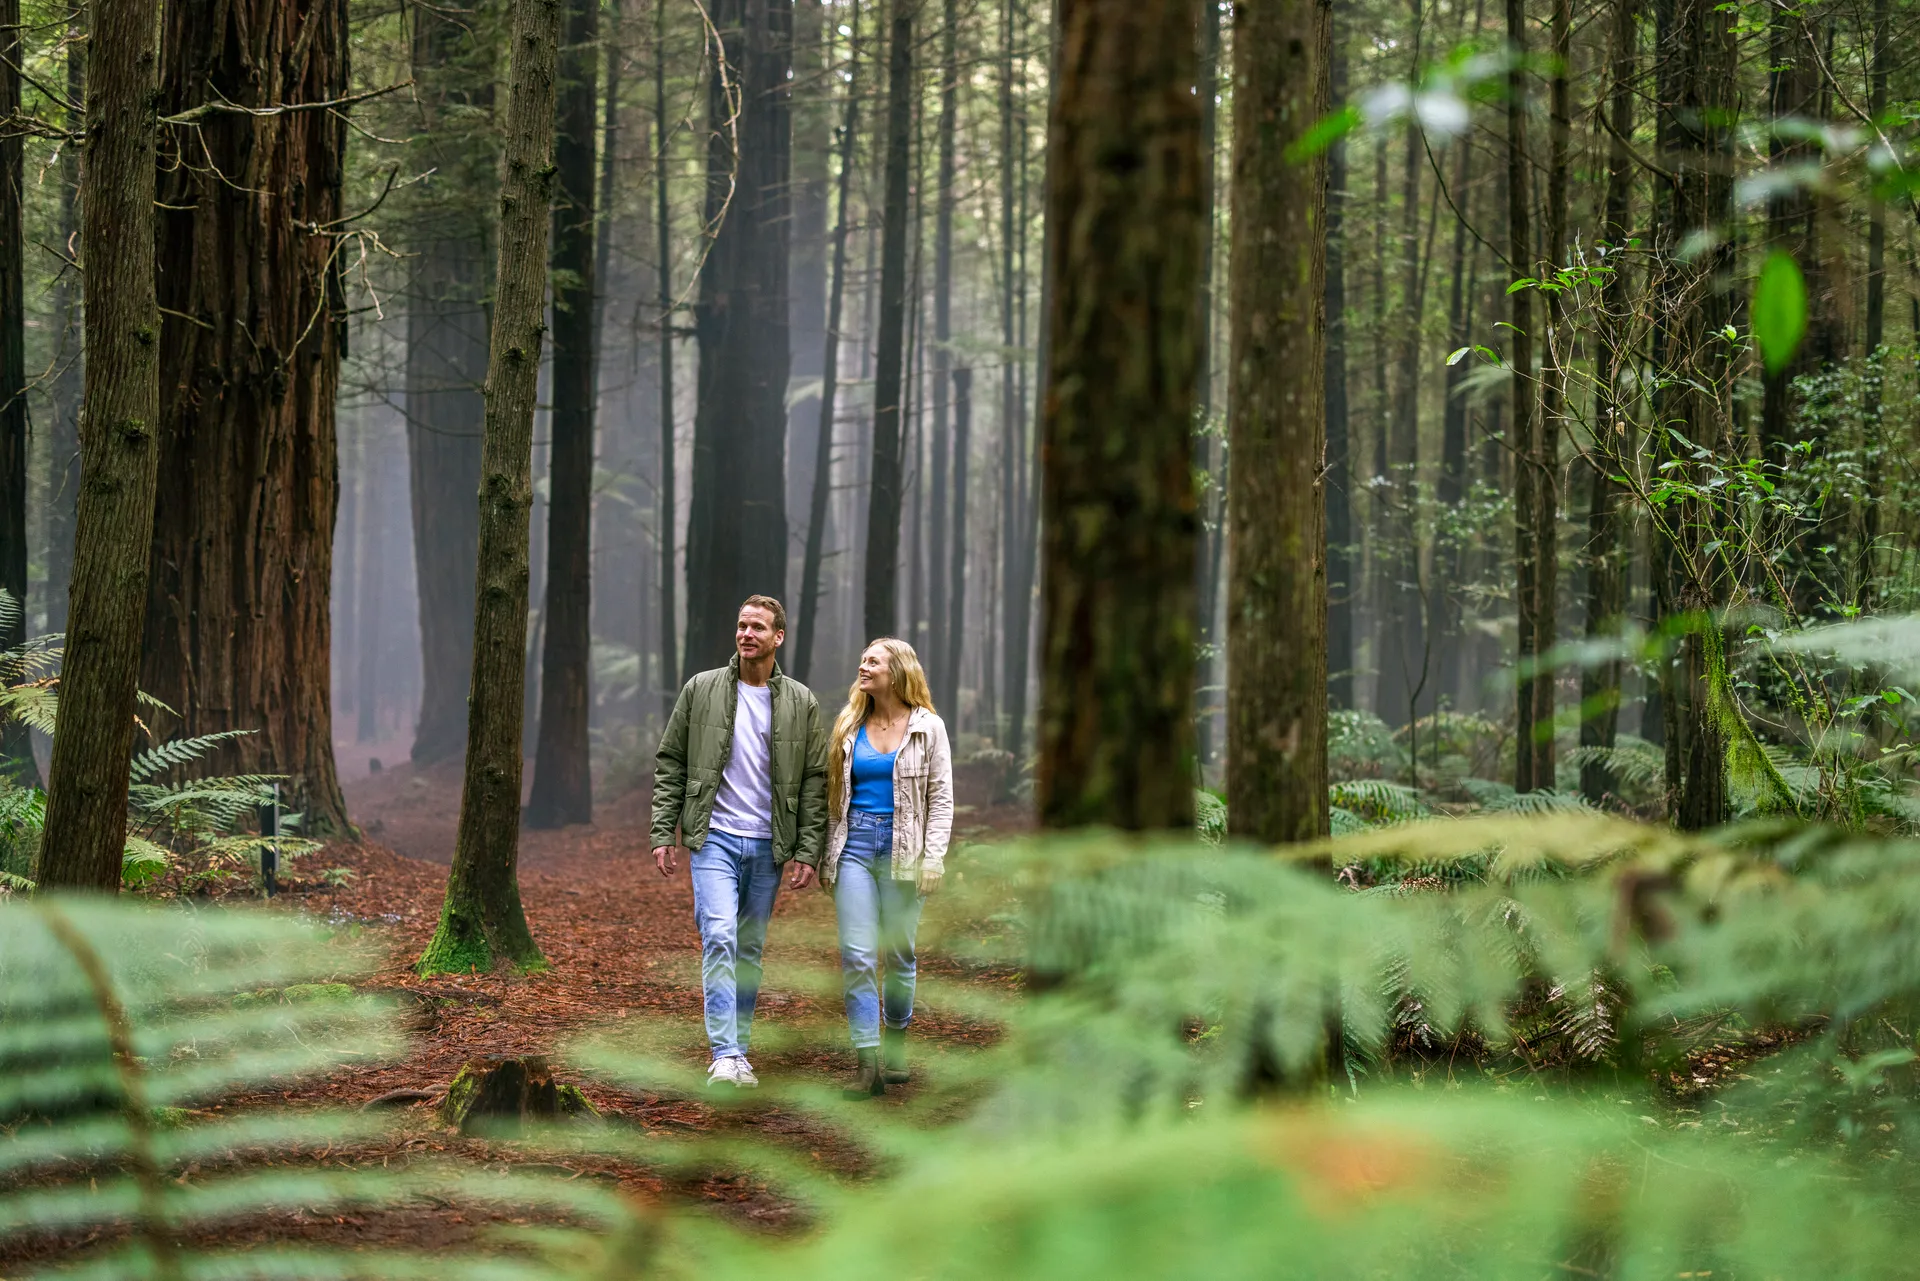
[736,606,783,661]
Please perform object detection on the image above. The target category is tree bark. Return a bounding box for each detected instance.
[1226,0,1330,844]
[684,0,793,672]
[1376,0,1427,735]
[927,0,959,707]
[861,0,914,644]
[143,0,350,834]
[38,0,164,891]
[1192,0,1223,776]
[1037,0,1204,831]
[655,0,679,712]
[1652,0,1735,829]
[1507,0,1551,793]
[947,366,971,712]
[795,0,864,684]
[786,0,831,563]
[0,0,31,785]
[405,8,497,767]
[1324,5,1353,711]
[417,0,561,974]
[45,10,85,640]
[527,0,601,829]
[1580,0,1635,806]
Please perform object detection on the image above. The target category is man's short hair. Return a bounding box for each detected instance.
[740,594,787,634]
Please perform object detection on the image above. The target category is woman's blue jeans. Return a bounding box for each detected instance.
[834,811,925,1050]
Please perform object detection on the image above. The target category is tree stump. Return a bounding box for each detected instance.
[438,1055,597,1135]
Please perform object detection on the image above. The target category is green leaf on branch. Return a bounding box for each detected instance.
[1753,249,1808,376]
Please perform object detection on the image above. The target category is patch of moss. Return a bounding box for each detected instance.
[556,1083,599,1118]
[282,982,355,1004]
[437,1063,481,1128]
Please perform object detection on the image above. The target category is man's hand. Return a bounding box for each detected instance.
[653,845,679,877]
[787,861,818,891]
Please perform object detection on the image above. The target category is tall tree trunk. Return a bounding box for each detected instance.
[1193,0,1223,776]
[1866,0,1888,359]
[1226,0,1330,843]
[947,366,971,712]
[795,0,863,683]
[1002,0,1046,777]
[1653,0,1735,829]
[993,0,1018,745]
[406,7,496,767]
[786,0,831,569]
[38,0,163,890]
[0,0,29,785]
[1377,0,1427,735]
[528,0,601,829]
[927,0,959,707]
[684,0,793,671]
[1324,4,1354,711]
[1580,0,1635,805]
[862,0,915,644]
[655,0,679,712]
[356,422,385,743]
[1037,0,1204,830]
[1507,0,1550,793]
[145,0,349,833]
[45,10,85,639]
[418,0,561,974]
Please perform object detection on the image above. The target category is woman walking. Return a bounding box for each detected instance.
[824,638,953,1097]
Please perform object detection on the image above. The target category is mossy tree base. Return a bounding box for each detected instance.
[415,893,546,977]
[438,1055,597,1135]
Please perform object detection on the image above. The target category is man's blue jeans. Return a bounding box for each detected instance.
[690,829,781,1060]
[834,811,925,1050]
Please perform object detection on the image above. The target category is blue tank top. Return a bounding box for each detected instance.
[849,725,898,813]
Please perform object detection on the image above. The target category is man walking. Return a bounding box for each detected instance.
[652,596,827,1087]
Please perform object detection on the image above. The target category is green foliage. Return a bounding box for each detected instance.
[1753,248,1809,375]
[0,896,632,1275]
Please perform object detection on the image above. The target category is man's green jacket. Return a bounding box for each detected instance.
[650,655,829,867]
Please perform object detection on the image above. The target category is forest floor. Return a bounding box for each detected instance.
[2,753,1031,1269]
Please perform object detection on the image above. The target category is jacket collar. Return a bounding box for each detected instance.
[842,704,933,747]
[727,652,784,690]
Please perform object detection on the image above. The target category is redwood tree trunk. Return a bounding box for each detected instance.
[1037,0,1204,831]
[1653,0,1735,829]
[527,0,600,829]
[794,0,864,684]
[38,0,164,890]
[45,10,84,639]
[655,0,679,710]
[927,0,958,706]
[862,0,914,644]
[1507,0,1551,793]
[145,0,350,833]
[405,8,496,766]
[418,0,561,974]
[1580,0,1636,806]
[1324,6,1353,711]
[683,0,792,672]
[0,0,31,785]
[1225,0,1330,844]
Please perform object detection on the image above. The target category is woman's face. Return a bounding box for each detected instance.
[857,646,892,697]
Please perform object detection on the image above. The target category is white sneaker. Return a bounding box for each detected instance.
[731,1056,759,1088]
[706,1056,741,1088]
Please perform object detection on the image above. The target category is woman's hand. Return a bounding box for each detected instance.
[917,867,942,896]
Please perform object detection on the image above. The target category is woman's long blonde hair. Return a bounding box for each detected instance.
[828,638,936,816]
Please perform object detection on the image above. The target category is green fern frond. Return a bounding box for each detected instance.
[128,730,255,781]
[1328,779,1428,825]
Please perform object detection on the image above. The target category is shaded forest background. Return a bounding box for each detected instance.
[4,0,1919,834]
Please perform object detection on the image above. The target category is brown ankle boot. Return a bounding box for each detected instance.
[844,1047,885,1099]
[881,1026,910,1084]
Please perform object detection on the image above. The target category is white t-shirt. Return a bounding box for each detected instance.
[710,682,775,839]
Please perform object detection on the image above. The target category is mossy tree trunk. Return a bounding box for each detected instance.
[1224,0,1330,845]
[1036,0,1205,831]
[418,0,561,975]
[526,0,599,829]
[38,0,164,891]
[0,0,33,787]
